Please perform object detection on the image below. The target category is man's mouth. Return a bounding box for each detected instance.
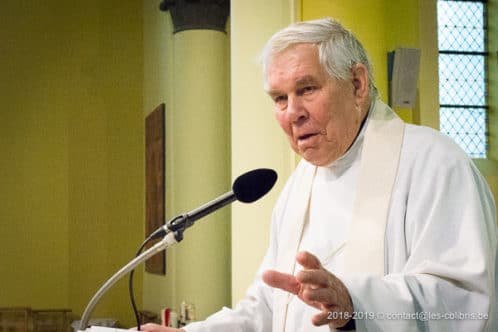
[298,133,317,141]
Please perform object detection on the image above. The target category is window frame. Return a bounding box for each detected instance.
[437,0,490,159]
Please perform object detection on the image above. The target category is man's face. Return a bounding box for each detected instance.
[266,43,364,166]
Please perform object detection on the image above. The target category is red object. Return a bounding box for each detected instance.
[163,308,171,326]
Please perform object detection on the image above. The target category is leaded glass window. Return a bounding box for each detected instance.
[437,0,488,158]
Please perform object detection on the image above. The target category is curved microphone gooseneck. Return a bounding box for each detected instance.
[79,168,277,332]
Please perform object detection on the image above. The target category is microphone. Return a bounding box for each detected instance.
[148,168,278,240]
[78,168,278,331]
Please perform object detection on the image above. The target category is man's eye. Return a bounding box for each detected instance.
[301,86,316,95]
[274,96,288,109]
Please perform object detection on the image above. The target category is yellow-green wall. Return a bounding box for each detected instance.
[0,1,71,308]
[66,1,144,326]
[484,0,498,196]
[488,0,498,162]
[0,0,144,327]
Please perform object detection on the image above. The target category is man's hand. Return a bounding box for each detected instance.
[262,251,353,329]
[131,323,184,332]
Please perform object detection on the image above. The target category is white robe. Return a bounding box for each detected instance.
[184,101,497,332]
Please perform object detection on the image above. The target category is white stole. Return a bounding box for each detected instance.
[272,100,405,331]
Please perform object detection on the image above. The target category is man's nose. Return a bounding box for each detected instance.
[287,96,308,125]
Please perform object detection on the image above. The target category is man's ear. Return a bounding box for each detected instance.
[351,63,369,103]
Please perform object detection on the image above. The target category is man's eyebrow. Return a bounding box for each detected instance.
[265,75,319,95]
[295,75,318,86]
[266,88,283,96]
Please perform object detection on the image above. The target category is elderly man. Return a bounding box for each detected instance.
[140,17,497,331]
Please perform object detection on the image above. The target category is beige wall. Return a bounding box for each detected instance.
[230,0,299,304]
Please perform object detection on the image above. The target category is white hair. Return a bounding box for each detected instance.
[260,17,378,102]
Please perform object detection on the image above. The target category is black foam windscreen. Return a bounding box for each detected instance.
[232,168,278,203]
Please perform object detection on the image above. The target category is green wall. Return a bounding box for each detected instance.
[0,0,144,327]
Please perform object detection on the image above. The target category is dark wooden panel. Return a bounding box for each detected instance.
[145,103,166,275]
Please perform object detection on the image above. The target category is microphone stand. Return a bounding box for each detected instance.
[78,230,183,331]
[78,192,236,331]
[78,168,277,331]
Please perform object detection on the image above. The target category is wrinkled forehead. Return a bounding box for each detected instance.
[264,43,323,90]
[264,42,319,70]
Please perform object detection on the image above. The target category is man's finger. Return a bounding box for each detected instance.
[311,310,332,326]
[262,270,300,295]
[296,251,322,269]
[302,286,337,304]
[297,269,331,287]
